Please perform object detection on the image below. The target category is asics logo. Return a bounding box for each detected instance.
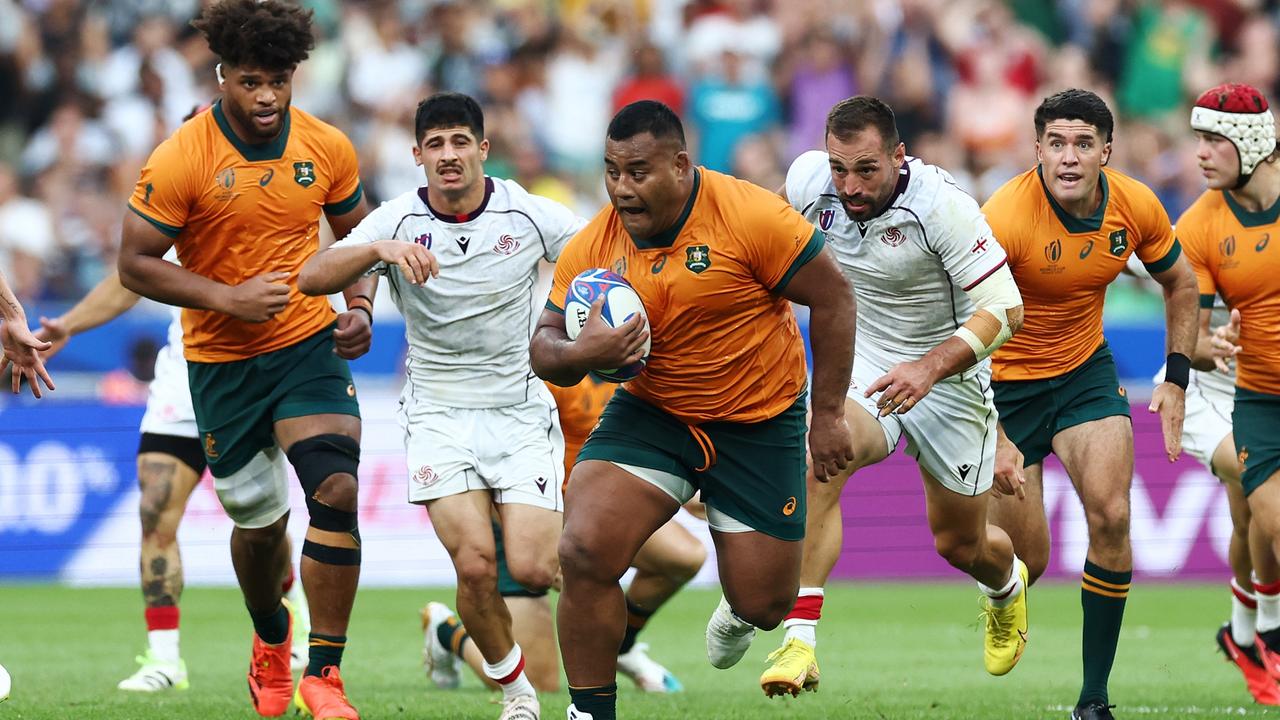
[782,496,797,516]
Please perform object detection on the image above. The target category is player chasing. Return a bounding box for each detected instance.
[420,374,704,695]
[760,96,1029,697]
[33,268,312,691]
[530,100,856,720]
[982,89,1199,720]
[0,267,53,397]
[300,92,587,720]
[118,1,376,716]
[1176,83,1280,706]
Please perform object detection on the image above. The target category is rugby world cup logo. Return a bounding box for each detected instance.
[1045,238,1063,263]
[819,209,835,231]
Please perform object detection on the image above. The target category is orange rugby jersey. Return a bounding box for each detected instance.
[546,377,616,481]
[983,166,1179,381]
[1179,190,1280,395]
[128,101,364,362]
[548,168,821,424]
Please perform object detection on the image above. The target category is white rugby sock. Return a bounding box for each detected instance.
[483,643,535,700]
[1232,577,1258,647]
[782,587,824,647]
[148,629,180,664]
[980,557,1023,609]
[1254,573,1280,634]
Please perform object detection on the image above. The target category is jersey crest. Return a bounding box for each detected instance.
[293,161,316,187]
[685,245,712,274]
[1108,228,1129,256]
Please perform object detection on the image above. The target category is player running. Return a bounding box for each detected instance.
[117,1,374,716]
[760,95,1029,697]
[531,100,856,720]
[982,89,1199,720]
[0,268,53,397]
[421,374,704,694]
[300,92,585,720]
[33,265,312,691]
[1178,82,1280,706]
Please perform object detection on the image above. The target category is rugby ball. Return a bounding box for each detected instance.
[564,268,650,382]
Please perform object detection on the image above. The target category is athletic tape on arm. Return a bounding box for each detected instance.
[953,264,1021,362]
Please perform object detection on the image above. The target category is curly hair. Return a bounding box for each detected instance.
[192,0,315,71]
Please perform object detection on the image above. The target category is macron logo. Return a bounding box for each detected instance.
[535,477,548,494]
[456,236,471,254]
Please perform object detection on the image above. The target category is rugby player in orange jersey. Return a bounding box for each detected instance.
[1178,83,1280,704]
[117,1,375,717]
[531,100,855,720]
[981,89,1200,720]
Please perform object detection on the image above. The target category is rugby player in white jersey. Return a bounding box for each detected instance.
[754,96,1030,696]
[33,252,311,691]
[300,92,583,720]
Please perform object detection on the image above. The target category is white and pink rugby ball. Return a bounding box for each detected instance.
[564,268,651,382]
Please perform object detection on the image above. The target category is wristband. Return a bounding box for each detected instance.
[348,305,373,323]
[1164,352,1191,390]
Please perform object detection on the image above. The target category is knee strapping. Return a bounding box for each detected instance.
[289,434,362,565]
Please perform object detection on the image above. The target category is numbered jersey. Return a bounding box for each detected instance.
[1179,189,1280,395]
[785,151,1007,374]
[983,167,1180,381]
[128,101,364,362]
[334,177,585,408]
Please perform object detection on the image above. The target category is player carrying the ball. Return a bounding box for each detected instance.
[761,95,1030,696]
[531,100,856,720]
[982,89,1199,720]
[301,92,585,720]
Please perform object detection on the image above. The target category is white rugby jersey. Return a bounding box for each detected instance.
[786,151,1008,374]
[332,176,585,408]
[161,246,184,351]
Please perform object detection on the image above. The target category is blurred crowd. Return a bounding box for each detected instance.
[0,0,1276,313]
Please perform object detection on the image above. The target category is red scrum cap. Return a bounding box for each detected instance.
[1191,83,1277,179]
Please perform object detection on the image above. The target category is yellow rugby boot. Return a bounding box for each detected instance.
[760,638,820,697]
[982,558,1029,676]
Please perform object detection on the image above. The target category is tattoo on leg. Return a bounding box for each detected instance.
[143,556,181,607]
[139,460,176,536]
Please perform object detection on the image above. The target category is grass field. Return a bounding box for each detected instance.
[0,582,1271,719]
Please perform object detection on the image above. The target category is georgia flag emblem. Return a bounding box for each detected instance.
[880,227,907,247]
[413,465,441,488]
[494,234,519,255]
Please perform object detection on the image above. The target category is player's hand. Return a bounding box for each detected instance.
[865,359,937,417]
[222,272,291,323]
[1211,309,1242,373]
[333,308,372,360]
[808,409,854,482]
[34,316,70,360]
[570,297,649,370]
[0,319,55,398]
[1149,381,1185,462]
[375,240,439,286]
[991,434,1026,499]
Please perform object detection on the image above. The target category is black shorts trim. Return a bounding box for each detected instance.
[138,433,207,475]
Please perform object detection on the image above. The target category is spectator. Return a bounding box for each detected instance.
[0,163,56,303]
[688,49,781,173]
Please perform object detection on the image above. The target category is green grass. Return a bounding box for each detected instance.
[0,582,1271,718]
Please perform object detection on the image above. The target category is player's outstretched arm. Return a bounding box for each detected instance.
[299,241,438,296]
[0,269,54,397]
[36,271,142,360]
[780,247,856,480]
[530,300,647,387]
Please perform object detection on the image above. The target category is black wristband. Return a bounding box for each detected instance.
[1164,352,1191,390]
[349,305,373,324]
[351,293,372,305]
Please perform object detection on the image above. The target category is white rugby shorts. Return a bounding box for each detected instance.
[849,355,998,496]
[138,342,199,439]
[398,381,565,510]
[1181,374,1234,474]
